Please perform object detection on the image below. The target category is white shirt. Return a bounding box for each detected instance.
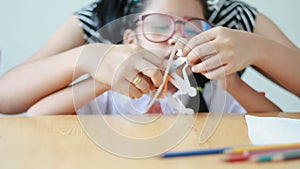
[77,80,246,115]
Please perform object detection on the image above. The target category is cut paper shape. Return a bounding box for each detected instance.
[166,92,194,115]
[147,38,197,115]
[145,38,188,113]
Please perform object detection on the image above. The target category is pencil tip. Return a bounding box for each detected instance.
[161,154,167,158]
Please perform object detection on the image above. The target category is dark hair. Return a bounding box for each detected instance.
[199,0,209,19]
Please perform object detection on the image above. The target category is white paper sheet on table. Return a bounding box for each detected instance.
[245,115,300,145]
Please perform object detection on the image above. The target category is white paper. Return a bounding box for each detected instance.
[245,115,300,145]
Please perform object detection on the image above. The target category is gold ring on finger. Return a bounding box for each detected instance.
[132,76,142,86]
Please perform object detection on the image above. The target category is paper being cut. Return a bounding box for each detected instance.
[145,38,197,114]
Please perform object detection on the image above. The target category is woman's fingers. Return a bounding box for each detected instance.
[112,78,143,98]
[191,54,225,73]
[124,70,161,98]
[137,50,165,87]
[100,44,170,98]
[186,42,218,65]
[130,74,151,94]
[183,28,216,56]
[128,83,143,98]
[184,27,256,79]
[202,63,235,80]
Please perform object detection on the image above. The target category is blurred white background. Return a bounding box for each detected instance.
[0,0,299,113]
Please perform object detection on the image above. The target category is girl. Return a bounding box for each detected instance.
[0,0,284,115]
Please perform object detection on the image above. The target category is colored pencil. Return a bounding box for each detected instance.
[162,147,229,158]
[225,142,300,154]
[224,147,300,162]
[245,146,300,155]
[250,149,300,162]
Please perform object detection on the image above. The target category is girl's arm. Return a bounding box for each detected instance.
[0,15,164,114]
[27,78,110,115]
[0,16,86,114]
[220,74,281,112]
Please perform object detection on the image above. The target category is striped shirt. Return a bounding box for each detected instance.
[207,0,257,32]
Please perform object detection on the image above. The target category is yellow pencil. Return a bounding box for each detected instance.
[225,142,300,154]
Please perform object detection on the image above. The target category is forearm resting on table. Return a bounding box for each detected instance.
[0,46,90,114]
[0,56,74,113]
[0,43,112,114]
[27,78,110,115]
[227,77,281,112]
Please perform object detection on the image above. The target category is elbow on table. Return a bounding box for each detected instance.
[0,101,27,115]
[0,91,30,115]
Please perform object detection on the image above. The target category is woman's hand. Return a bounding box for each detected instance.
[80,43,164,98]
[183,26,262,80]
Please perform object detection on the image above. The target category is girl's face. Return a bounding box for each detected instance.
[124,0,206,59]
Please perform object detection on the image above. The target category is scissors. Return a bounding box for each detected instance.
[144,38,224,145]
[144,38,187,113]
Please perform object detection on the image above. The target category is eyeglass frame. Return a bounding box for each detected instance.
[136,13,213,43]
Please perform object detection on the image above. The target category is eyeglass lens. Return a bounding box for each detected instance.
[143,14,211,42]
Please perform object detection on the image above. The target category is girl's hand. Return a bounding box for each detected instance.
[184,26,262,80]
[80,43,164,98]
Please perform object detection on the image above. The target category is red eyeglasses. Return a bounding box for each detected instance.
[137,13,212,43]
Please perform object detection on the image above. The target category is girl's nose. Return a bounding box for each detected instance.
[167,25,184,46]
[168,32,183,45]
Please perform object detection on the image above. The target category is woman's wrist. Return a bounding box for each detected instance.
[77,43,115,84]
[224,74,242,92]
[250,36,272,68]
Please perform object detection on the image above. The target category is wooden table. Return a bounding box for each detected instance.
[0,113,299,169]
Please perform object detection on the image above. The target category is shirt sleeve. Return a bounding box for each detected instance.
[74,1,106,43]
[207,0,258,32]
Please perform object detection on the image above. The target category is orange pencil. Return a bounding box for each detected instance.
[225,142,300,154]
